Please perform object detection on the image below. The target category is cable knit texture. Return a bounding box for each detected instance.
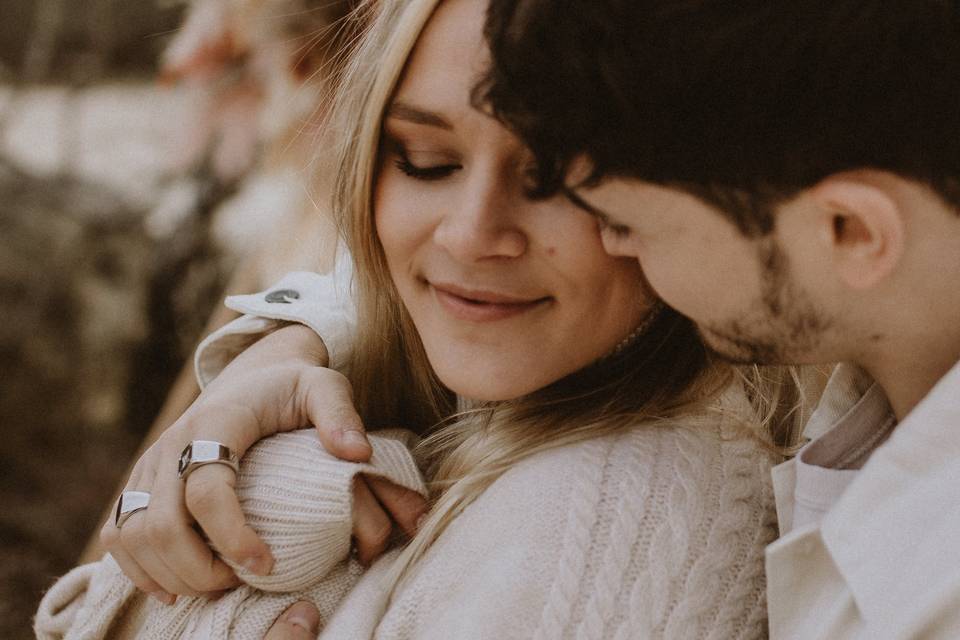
[36,389,778,640]
[318,393,778,640]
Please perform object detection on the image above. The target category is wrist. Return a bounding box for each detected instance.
[273,324,330,366]
[238,323,330,369]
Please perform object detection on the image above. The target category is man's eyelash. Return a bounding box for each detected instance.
[563,189,630,237]
[605,222,632,238]
[596,214,632,238]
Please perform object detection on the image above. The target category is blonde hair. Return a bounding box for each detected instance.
[323,0,808,594]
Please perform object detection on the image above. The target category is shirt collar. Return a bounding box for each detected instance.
[802,363,878,442]
[819,356,960,627]
[771,365,893,535]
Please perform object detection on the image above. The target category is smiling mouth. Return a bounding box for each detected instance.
[429,282,552,322]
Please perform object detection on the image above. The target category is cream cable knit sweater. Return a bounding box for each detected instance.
[36,391,778,639]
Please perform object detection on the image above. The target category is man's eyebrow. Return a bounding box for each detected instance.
[386,102,453,130]
[563,188,611,224]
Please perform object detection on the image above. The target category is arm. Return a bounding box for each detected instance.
[101,262,427,601]
[38,431,425,640]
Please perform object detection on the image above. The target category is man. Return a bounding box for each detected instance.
[474,1,960,637]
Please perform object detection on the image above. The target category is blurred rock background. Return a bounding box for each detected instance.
[0,1,346,636]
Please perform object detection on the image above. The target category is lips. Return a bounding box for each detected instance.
[429,281,551,322]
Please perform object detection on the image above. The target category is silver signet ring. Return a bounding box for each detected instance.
[178,440,239,480]
[115,491,151,528]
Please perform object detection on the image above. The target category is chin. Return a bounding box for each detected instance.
[442,378,534,403]
[435,364,547,403]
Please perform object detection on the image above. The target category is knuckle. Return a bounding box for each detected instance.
[145,518,175,548]
[118,520,150,550]
[216,532,250,560]
[184,475,221,514]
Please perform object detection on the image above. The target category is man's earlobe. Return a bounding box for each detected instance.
[811,177,905,290]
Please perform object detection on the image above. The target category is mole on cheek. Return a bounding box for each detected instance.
[546,247,556,257]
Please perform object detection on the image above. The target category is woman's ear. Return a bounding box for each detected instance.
[808,175,906,290]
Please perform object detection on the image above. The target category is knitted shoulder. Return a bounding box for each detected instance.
[525,420,777,639]
[482,412,772,521]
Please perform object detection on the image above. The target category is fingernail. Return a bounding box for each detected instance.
[283,602,319,633]
[243,554,272,576]
[149,591,176,606]
[287,615,313,632]
[343,430,370,450]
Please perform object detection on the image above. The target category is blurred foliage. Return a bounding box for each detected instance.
[0,0,184,83]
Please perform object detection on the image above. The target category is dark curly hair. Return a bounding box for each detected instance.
[475,0,960,235]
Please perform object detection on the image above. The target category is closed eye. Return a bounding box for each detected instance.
[599,218,632,238]
[564,189,633,238]
[393,155,461,180]
[384,136,462,181]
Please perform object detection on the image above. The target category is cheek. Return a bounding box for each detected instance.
[373,173,431,274]
[556,245,651,354]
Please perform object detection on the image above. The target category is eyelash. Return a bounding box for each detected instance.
[598,217,632,238]
[388,140,461,181]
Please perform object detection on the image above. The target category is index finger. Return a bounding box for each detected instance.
[183,463,274,576]
[299,367,371,462]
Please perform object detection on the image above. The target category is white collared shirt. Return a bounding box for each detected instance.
[766,360,960,639]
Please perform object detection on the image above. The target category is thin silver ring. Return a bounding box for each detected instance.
[115,490,150,528]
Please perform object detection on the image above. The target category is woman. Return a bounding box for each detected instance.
[38,0,798,637]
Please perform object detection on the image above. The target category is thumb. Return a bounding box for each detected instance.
[300,367,372,462]
[264,601,320,640]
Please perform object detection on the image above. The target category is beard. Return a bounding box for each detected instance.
[696,323,793,364]
[694,240,833,365]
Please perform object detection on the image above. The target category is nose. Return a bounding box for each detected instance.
[433,168,527,262]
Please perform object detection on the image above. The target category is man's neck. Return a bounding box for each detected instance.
[863,342,960,421]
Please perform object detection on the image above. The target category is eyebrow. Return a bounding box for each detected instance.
[386,101,453,130]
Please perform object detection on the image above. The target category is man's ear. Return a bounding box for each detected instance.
[808,175,906,290]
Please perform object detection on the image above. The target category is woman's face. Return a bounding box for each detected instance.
[375,0,655,401]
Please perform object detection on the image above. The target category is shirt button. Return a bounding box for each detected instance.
[265,289,300,303]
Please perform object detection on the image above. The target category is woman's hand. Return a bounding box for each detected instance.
[100,323,428,602]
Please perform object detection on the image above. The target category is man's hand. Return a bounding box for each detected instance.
[263,601,321,639]
[101,323,427,601]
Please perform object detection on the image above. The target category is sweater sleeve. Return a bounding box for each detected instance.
[34,430,425,640]
[34,556,138,640]
[194,246,356,388]
[223,428,425,592]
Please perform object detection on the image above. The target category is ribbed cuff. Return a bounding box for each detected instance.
[227,429,425,592]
